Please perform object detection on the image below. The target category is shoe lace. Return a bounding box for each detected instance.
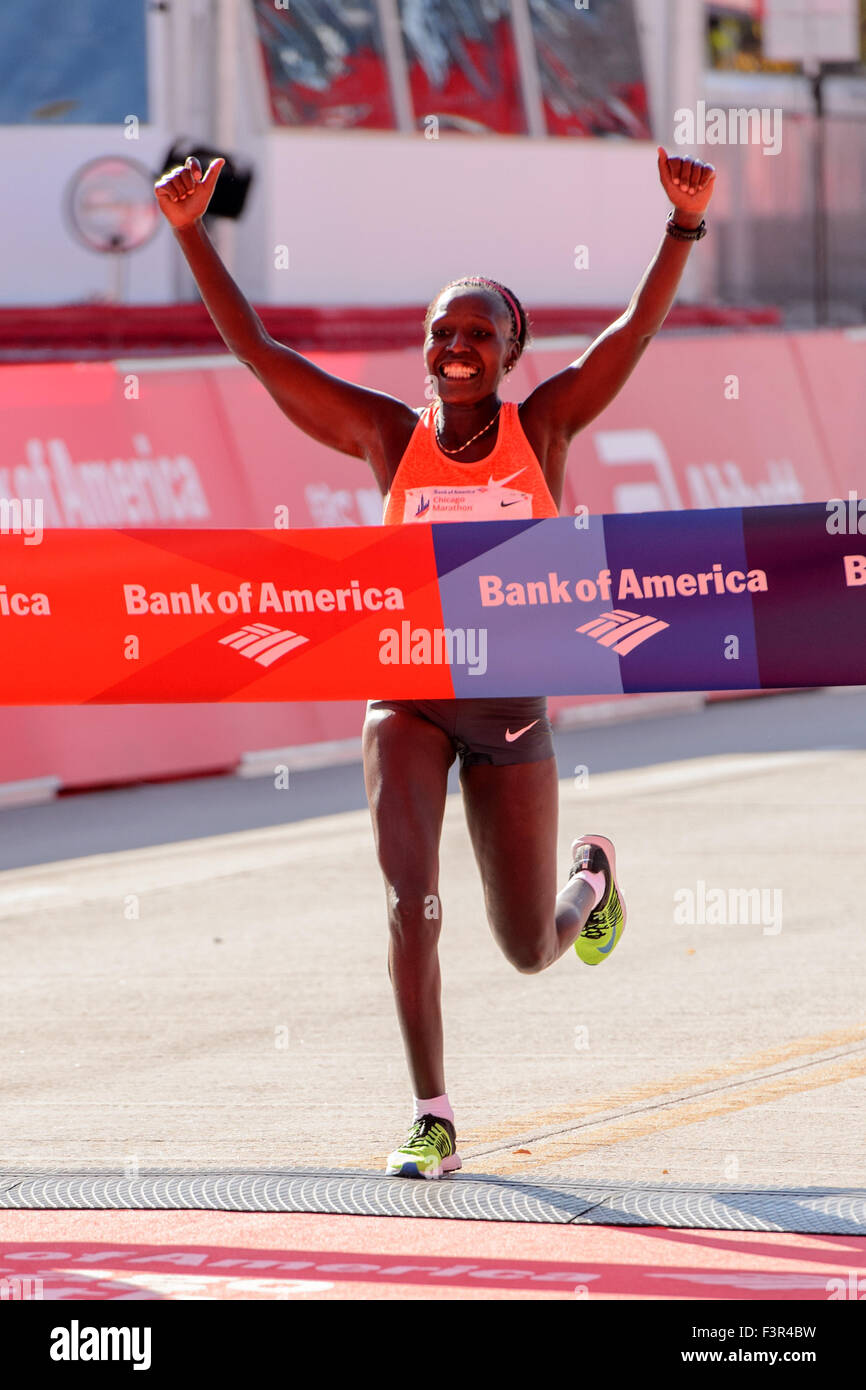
[402,1116,450,1155]
[582,891,622,939]
[581,923,608,940]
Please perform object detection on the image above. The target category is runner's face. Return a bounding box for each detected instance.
[425,290,518,401]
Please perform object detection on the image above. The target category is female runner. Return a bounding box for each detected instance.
[155,146,716,1178]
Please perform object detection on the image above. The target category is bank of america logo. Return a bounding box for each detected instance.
[576,609,669,656]
[218,623,309,667]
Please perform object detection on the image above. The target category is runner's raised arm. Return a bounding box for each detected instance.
[154,156,415,490]
[521,147,716,451]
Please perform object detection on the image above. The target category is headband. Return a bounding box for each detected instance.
[473,278,522,339]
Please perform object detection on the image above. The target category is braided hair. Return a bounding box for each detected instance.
[424,277,532,362]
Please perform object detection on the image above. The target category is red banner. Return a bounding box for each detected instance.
[0,526,445,705]
[3,504,864,705]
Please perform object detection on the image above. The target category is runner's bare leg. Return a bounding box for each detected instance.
[460,757,596,972]
[363,707,454,1096]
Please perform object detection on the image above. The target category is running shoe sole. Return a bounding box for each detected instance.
[386,1152,462,1180]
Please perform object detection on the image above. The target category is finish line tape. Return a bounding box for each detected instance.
[0,504,862,703]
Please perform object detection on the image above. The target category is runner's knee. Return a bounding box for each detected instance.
[385,885,442,947]
[507,940,550,975]
[492,913,552,974]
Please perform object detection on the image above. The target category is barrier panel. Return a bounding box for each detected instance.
[787,330,866,498]
[540,335,838,517]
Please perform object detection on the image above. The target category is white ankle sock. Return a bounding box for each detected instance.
[577,868,606,909]
[414,1093,454,1124]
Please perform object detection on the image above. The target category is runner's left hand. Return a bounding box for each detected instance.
[657,147,716,215]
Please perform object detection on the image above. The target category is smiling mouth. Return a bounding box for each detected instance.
[439,362,482,380]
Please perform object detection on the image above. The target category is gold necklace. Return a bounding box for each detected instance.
[435,401,502,455]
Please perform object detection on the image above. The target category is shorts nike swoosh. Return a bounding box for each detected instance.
[505,720,540,742]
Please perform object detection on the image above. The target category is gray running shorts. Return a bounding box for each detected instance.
[365,696,554,768]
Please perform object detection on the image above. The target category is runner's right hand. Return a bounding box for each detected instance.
[154,155,225,230]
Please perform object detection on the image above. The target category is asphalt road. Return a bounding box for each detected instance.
[0,686,864,1191]
[2,686,865,870]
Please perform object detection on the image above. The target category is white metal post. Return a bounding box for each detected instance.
[375,0,414,133]
[509,0,546,139]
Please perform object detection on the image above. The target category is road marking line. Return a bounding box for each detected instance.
[352,1025,866,1170]
[462,1053,866,1176]
[457,1024,866,1149]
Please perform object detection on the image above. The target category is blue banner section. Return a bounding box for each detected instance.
[600,507,761,693]
[433,516,617,696]
[429,501,864,697]
[743,503,866,688]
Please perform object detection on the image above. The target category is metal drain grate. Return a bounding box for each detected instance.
[0,1170,864,1233]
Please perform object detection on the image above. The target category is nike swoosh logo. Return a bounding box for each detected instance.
[489,469,526,488]
[597,904,621,952]
[505,720,539,742]
[500,499,521,507]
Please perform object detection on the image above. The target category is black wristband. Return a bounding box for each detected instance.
[666,211,707,241]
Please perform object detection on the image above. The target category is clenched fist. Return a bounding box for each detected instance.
[154,155,225,230]
[657,146,716,216]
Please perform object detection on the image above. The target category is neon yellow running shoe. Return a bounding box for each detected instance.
[569,834,626,966]
[385,1115,461,1180]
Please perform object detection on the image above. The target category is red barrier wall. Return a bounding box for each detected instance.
[787,330,866,496]
[0,301,782,360]
[0,329,861,791]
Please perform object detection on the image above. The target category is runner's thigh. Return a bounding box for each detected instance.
[363,704,455,891]
[459,756,560,943]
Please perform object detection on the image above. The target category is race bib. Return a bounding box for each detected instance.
[402,481,533,522]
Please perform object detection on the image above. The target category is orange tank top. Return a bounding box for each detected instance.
[382,401,559,525]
